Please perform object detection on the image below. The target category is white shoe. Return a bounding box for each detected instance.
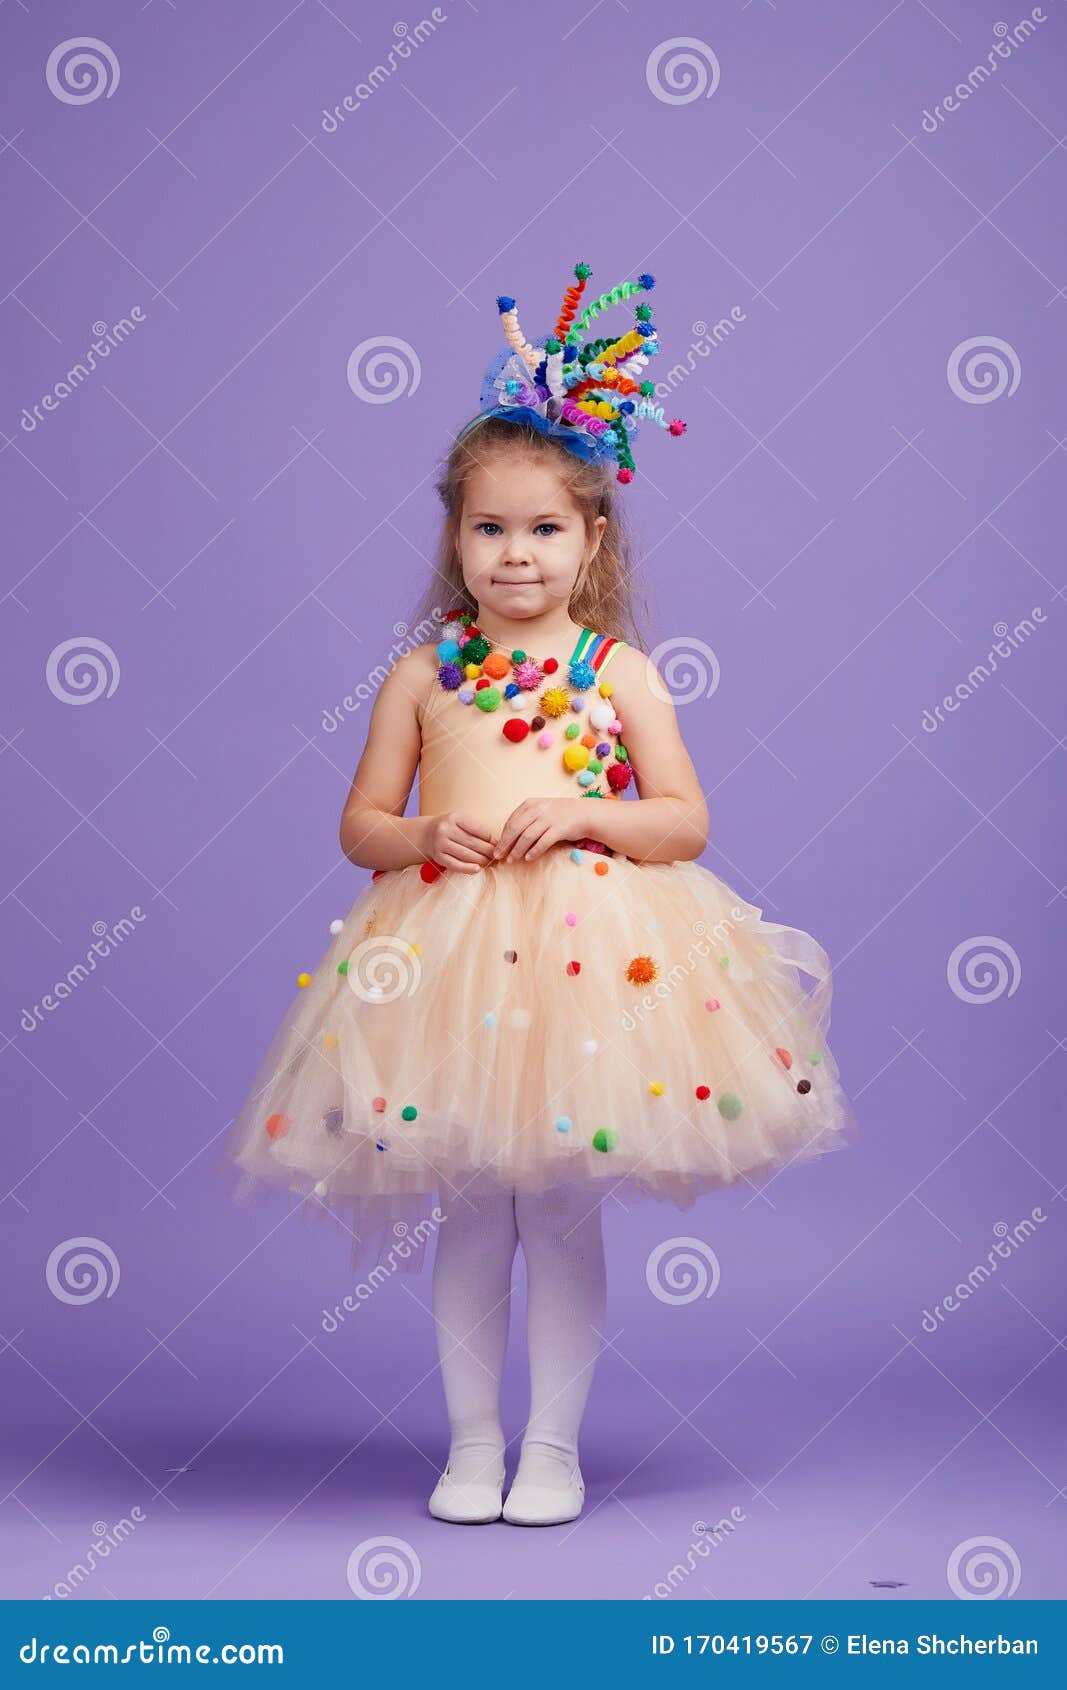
[428,1457,505,1524]
[502,1463,585,1526]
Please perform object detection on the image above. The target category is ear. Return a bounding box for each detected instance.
[587,513,608,563]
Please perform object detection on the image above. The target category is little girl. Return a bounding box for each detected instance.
[222,265,855,1528]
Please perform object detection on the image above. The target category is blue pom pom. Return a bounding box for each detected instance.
[638,273,655,291]
[438,639,461,662]
[563,345,577,362]
[568,658,597,692]
[637,321,656,337]
[620,400,635,414]
[504,379,521,394]
[496,295,515,312]
[504,682,519,699]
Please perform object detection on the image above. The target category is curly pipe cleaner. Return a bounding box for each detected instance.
[496,296,541,375]
[564,273,655,345]
[560,398,609,436]
[543,338,566,402]
[635,398,688,436]
[553,261,591,343]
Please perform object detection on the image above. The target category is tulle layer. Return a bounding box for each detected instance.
[218,843,856,1272]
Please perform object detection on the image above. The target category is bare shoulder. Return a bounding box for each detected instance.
[381,640,439,715]
[606,642,671,715]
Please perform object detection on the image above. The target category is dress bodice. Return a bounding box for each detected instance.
[416,625,634,837]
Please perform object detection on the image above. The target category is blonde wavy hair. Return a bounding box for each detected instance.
[410,415,650,651]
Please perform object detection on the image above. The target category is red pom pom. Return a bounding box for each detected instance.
[607,761,633,791]
[371,869,385,881]
[669,419,687,437]
[566,960,581,976]
[616,467,634,484]
[695,1085,711,1101]
[502,718,529,742]
[475,677,492,689]
[466,625,481,638]
[420,861,443,883]
[543,657,559,674]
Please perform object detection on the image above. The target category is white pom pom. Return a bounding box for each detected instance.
[329,919,344,936]
[589,701,614,730]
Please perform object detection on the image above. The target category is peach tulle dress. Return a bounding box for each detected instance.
[219,626,856,1272]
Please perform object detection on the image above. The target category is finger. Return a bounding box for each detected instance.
[505,822,542,862]
[523,823,559,861]
[443,837,493,866]
[455,813,498,846]
[437,853,483,873]
[455,828,498,860]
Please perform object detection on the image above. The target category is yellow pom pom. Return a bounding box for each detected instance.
[297,972,311,988]
[563,743,589,771]
[464,663,482,680]
[323,1031,338,1050]
[649,1080,665,1096]
[540,686,570,719]
[598,681,613,698]
[407,943,421,957]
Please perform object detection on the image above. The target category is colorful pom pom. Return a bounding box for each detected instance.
[420,861,443,883]
[695,1085,711,1101]
[474,686,502,712]
[563,743,589,771]
[438,661,463,690]
[483,653,510,679]
[592,1127,618,1153]
[502,718,529,742]
[607,761,633,791]
[265,1113,290,1139]
[540,686,570,718]
[566,960,581,976]
[626,955,657,985]
[717,1093,743,1120]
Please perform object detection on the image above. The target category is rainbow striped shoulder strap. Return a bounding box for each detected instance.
[569,626,626,679]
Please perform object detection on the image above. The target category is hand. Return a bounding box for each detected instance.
[492,797,587,863]
[424,811,498,874]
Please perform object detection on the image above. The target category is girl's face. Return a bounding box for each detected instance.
[457,452,606,623]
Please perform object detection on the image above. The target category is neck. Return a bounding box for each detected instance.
[474,604,585,652]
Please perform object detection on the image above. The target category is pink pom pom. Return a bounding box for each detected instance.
[668,419,687,437]
[514,657,544,690]
[616,467,634,484]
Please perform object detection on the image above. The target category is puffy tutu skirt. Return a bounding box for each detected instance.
[219,843,856,1272]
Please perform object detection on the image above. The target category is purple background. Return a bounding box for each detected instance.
[2,0,1064,1603]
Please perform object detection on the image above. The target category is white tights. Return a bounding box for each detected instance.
[431,1177,606,1489]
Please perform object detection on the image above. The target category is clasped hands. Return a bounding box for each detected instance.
[423,799,590,873]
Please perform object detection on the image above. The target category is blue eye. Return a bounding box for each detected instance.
[476,522,501,536]
[535,523,559,536]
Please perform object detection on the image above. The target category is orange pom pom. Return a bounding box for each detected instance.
[483,654,510,679]
[625,955,658,985]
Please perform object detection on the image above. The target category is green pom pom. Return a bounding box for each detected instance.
[401,1104,418,1122]
[461,636,490,665]
[544,338,561,355]
[474,686,502,712]
[337,960,349,975]
[582,789,604,798]
[635,304,653,321]
[511,649,526,663]
[592,1127,618,1152]
[588,758,602,773]
[639,381,655,396]
[575,262,592,280]
[717,1092,743,1120]
[615,745,628,762]
[564,722,580,739]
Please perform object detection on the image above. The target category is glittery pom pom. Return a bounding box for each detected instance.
[568,658,597,692]
[514,657,544,690]
[617,467,634,484]
[637,273,655,291]
[669,419,687,436]
[607,761,633,790]
[539,686,570,719]
[496,295,515,312]
[461,636,491,665]
[438,661,463,690]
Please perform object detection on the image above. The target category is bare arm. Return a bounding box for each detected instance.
[577,645,709,864]
[339,648,431,870]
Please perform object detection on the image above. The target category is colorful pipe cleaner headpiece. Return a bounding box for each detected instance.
[456,263,687,485]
